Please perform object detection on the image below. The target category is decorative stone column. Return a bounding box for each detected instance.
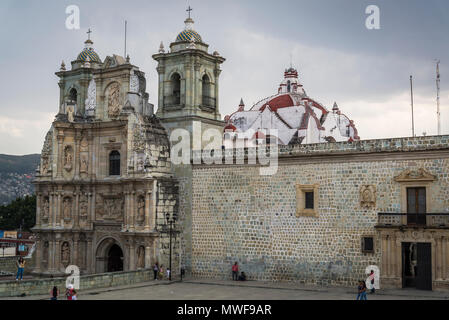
[87,192,92,229]
[56,133,64,179]
[36,193,42,227]
[73,234,79,268]
[55,239,61,273]
[144,191,151,231]
[129,240,135,271]
[74,189,80,229]
[130,191,135,232]
[86,236,93,274]
[145,244,151,269]
[74,135,81,180]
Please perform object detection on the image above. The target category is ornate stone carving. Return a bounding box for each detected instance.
[85,79,96,113]
[130,74,139,93]
[137,196,145,224]
[64,145,73,172]
[79,195,88,219]
[41,130,53,175]
[42,197,50,220]
[63,197,72,220]
[61,242,70,267]
[98,195,124,220]
[394,168,437,182]
[360,185,376,209]
[80,153,89,173]
[107,82,121,118]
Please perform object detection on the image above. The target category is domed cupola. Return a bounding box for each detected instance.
[77,39,102,63]
[175,18,203,43]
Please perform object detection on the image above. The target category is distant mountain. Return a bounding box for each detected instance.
[0,154,40,205]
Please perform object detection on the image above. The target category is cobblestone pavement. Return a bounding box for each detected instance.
[2,278,449,300]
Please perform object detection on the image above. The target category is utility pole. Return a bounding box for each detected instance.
[436,60,441,136]
[410,75,415,137]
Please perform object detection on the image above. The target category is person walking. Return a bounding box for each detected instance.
[50,286,59,300]
[153,263,159,280]
[166,268,171,280]
[15,257,25,281]
[159,265,165,280]
[232,262,239,281]
[368,270,375,293]
[71,289,77,300]
[356,281,367,300]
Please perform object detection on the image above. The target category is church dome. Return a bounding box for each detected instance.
[175,17,203,43]
[76,40,102,63]
[176,29,202,43]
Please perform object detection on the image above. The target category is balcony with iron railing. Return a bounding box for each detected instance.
[376,213,449,228]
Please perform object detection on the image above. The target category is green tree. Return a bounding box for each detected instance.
[0,195,36,231]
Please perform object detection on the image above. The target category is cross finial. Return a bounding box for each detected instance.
[87,28,92,40]
[186,6,193,19]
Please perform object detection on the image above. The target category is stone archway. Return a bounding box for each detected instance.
[95,237,124,273]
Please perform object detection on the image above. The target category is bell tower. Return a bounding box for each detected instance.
[153,10,225,149]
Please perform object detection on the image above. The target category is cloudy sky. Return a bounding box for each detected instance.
[0,0,448,155]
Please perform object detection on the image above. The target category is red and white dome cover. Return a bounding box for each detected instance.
[224,67,359,145]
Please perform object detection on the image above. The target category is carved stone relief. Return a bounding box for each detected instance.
[63,197,72,220]
[85,79,97,113]
[360,185,376,209]
[42,197,50,221]
[64,145,73,172]
[137,246,145,269]
[80,153,89,173]
[61,242,70,267]
[79,195,88,219]
[394,168,437,182]
[107,82,121,118]
[137,196,145,224]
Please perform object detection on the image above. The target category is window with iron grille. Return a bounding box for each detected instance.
[109,151,121,176]
[362,237,374,253]
[305,192,314,209]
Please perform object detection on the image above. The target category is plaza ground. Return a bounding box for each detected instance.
[1,278,449,300]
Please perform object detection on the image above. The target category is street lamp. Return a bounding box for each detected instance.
[165,211,177,281]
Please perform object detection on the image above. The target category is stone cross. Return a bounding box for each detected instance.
[186,6,193,19]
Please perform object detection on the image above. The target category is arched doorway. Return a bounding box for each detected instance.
[107,244,123,272]
[95,238,125,273]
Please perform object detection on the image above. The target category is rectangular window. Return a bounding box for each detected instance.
[305,192,314,209]
[407,187,426,225]
[362,237,374,253]
[296,184,319,217]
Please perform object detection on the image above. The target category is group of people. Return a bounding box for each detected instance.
[232,262,247,281]
[49,284,77,300]
[356,270,376,300]
[153,263,170,280]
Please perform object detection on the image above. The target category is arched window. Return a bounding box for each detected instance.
[287,81,291,93]
[109,151,120,176]
[69,88,78,104]
[202,74,212,106]
[171,73,181,105]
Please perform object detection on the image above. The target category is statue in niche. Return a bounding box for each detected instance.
[137,196,145,223]
[107,83,121,118]
[64,146,73,172]
[137,246,145,269]
[41,158,49,175]
[80,154,88,173]
[42,197,50,219]
[63,197,72,220]
[61,242,70,266]
[79,195,88,218]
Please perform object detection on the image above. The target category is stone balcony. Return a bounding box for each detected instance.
[376,213,449,229]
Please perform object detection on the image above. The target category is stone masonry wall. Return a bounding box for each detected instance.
[189,135,449,286]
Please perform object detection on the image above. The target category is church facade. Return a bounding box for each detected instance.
[32,37,178,276]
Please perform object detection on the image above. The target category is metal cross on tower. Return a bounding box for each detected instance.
[87,28,92,40]
[186,6,193,19]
